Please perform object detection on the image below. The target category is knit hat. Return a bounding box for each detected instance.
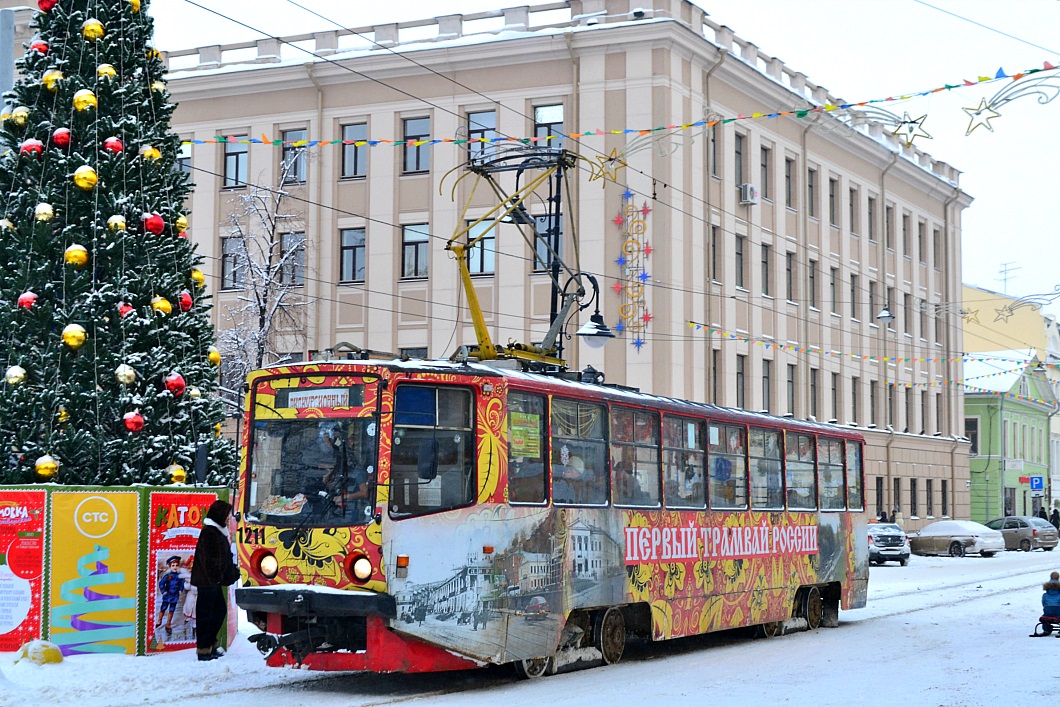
[1051,571,1059,581]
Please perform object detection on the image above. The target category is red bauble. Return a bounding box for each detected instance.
[118,302,135,318]
[164,372,185,397]
[52,127,71,148]
[29,39,48,55]
[103,136,123,153]
[122,411,144,432]
[17,291,37,310]
[19,139,43,157]
[178,290,193,312]
[38,0,57,11]
[142,212,164,235]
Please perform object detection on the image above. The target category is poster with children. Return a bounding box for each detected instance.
[146,490,219,653]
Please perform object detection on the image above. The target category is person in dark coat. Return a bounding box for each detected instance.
[1038,507,1049,521]
[1043,572,1060,635]
[1050,508,1059,530]
[191,499,238,661]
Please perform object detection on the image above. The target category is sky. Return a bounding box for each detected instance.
[3,548,1057,705]
[146,0,1060,315]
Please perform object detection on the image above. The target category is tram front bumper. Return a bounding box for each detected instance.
[236,584,397,619]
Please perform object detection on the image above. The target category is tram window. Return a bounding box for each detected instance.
[785,433,817,510]
[846,441,864,510]
[551,398,608,506]
[708,424,747,510]
[819,438,845,510]
[749,428,784,510]
[663,416,705,509]
[611,407,661,507]
[390,385,476,518]
[508,391,548,504]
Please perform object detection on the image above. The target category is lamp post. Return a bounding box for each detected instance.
[877,307,895,518]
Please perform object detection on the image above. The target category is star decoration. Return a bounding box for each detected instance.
[638,271,651,282]
[590,148,627,185]
[962,308,980,325]
[963,98,1002,136]
[612,281,624,294]
[615,255,627,268]
[640,203,652,217]
[892,112,931,147]
[633,337,646,350]
[612,213,625,226]
[994,306,1014,323]
[622,188,634,200]
[643,243,653,257]
[643,311,653,324]
[614,321,625,333]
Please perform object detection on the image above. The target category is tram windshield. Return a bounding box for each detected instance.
[246,416,378,527]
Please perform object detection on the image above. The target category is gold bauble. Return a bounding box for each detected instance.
[64,244,88,268]
[107,215,126,232]
[35,454,58,480]
[73,165,98,190]
[207,346,221,366]
[57,407,69,423]
[81,19,105,41]
[166,463,186,484]
[62,323,87,349]
[175,215,188,232]
[72,89,97,112]
[96,63,116,80]
[214,423,222,438]
[129,0,141,12]
[151,81,166,93]
[188,386,201,399]
[115,363,136,385]
[34,203,54,222]
[151,296,172,315]
[190,268,205,287]
[5,365,26,385]
[146,47,159,60]
[10,106,28,126]
[139,145,161,161]
[41,69,63,92]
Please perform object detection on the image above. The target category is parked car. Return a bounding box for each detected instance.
[908,520,1005,557]
[867,522,910,566]
[983,516,1059,551]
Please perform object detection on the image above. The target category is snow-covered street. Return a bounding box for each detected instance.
[3,549,1057,706]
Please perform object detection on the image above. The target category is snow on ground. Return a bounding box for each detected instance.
[4,550,1059,707]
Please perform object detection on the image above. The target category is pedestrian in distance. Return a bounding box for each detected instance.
[190,499,240,662]
[1050,507,1059,530]
[1043,572,1060,632]
[1039,506,1049,521]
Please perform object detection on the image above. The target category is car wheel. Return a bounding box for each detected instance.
[1020,539,1032,552]
[948,541,965,557]
[899,558,908,566]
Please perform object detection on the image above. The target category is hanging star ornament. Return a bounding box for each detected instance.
[892,112,931,147]
[962,308,980,325]
[963,98,1002,135]
[589,148,627,185]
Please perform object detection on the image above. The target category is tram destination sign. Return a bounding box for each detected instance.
[275,385,364,410]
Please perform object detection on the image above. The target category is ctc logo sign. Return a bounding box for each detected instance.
[73,496,119,539]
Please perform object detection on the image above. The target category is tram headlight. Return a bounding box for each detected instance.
[258,552,278,579]
[346,553,373,583]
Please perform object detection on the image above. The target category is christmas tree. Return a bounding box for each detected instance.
[0,0,236,485]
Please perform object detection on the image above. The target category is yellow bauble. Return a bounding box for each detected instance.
[62,323,87,349]
[73,165,98,190]
[151,81,165,93]
[35,454,58,480]
[57,408,69,423]
[11,106,28,127]
[0,218,14,231]
[129,0,141,12]
[175,215,188,232]
[96,63,117,79]
[82,19,105,41]
[151,296,172,315]
[146,47,159,60]
[107,215,127,232]
[207,346,221,366]
[188,386,202,399]
[167,464,186,484]
[139,145,161,161]
[5,365,26,385]
[214,423,222,438]
[64,244,88,268]
[73,89,97,112]
[115,363,136,384]
[190,268,205,287]
[34,203,54,222]
[42,69,63,92]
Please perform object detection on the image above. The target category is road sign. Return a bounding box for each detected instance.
[1030,475,1044,490]
[1032,490,1044,498]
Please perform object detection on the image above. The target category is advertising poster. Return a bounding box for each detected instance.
[0,489,47,651]
[49,491,140,656]
[146,491,219,653]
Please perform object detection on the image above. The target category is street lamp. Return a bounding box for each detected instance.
[575,274,615,349]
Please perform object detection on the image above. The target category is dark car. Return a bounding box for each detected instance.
[984,516,1059,551]
[867,522,910,566]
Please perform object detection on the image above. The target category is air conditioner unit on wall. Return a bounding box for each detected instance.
[739,183,759,205]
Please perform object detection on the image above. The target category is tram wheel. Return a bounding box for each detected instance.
[758,621,782,638]
[513,656,553,679]
[802,587,823,630]
[595,607,626,665]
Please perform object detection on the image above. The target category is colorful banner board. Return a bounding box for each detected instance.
[0,490,47,651]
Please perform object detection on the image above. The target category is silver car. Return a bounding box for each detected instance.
[908,520,1005,558]
[983,516,1059,552]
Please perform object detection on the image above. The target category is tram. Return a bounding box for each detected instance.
[234,358,868,676]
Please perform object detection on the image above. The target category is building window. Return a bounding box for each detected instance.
[809,367,818,419]
[281,128,307,183]
[401,224,430,278]
[926,478,934,517]
[807,168,817,218]
[339,227,366,283]
[467,110,497,160]
[736,354,746,409]
[905,389,914,434]
[876,476,885,518]
[921,390,929,434]
[919,300,928,340]
[831,372,839,422]
[279,232,305,286]
[869,281,877,321]
[904,293,912,334]
[933,227,942,269]
[403,117,431,173]
[710,226,719,281]
[851,376,859,423]
[400,347,428,359]
[467,220,496,275]
[534,104,564,149]
[220,237,245,290]
[937,393,945,436]
[828,178,838,226]
[341,123,368,178]
[786,364,796,415]
[849,187,858,233]
[533,214,562,272]
[223,135,248,188]
[850,274,859,320]
[886,287,896,326]
[784,157,794,208]
[760,244,771,296]
[918,221,927,263]
[734,133,745,186]
[867,197,877,241]
[710,125,719,177]
[829,267,838,314]
[888,385,895,428]
[869,380,877,426]
[711,349,720,403]
[760,146,771,199]
[735,236,746,288]
[762,359,771,413]
[893,477,901,515]
[177,142,191,174]
[902,213,912,256]
[885,205,894,249]
[808,259,818,308]
[785,252,795,302]
[941,479,948,517]
[965,418,979,455]
[935,309,944,345]
[910,478,918,517]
